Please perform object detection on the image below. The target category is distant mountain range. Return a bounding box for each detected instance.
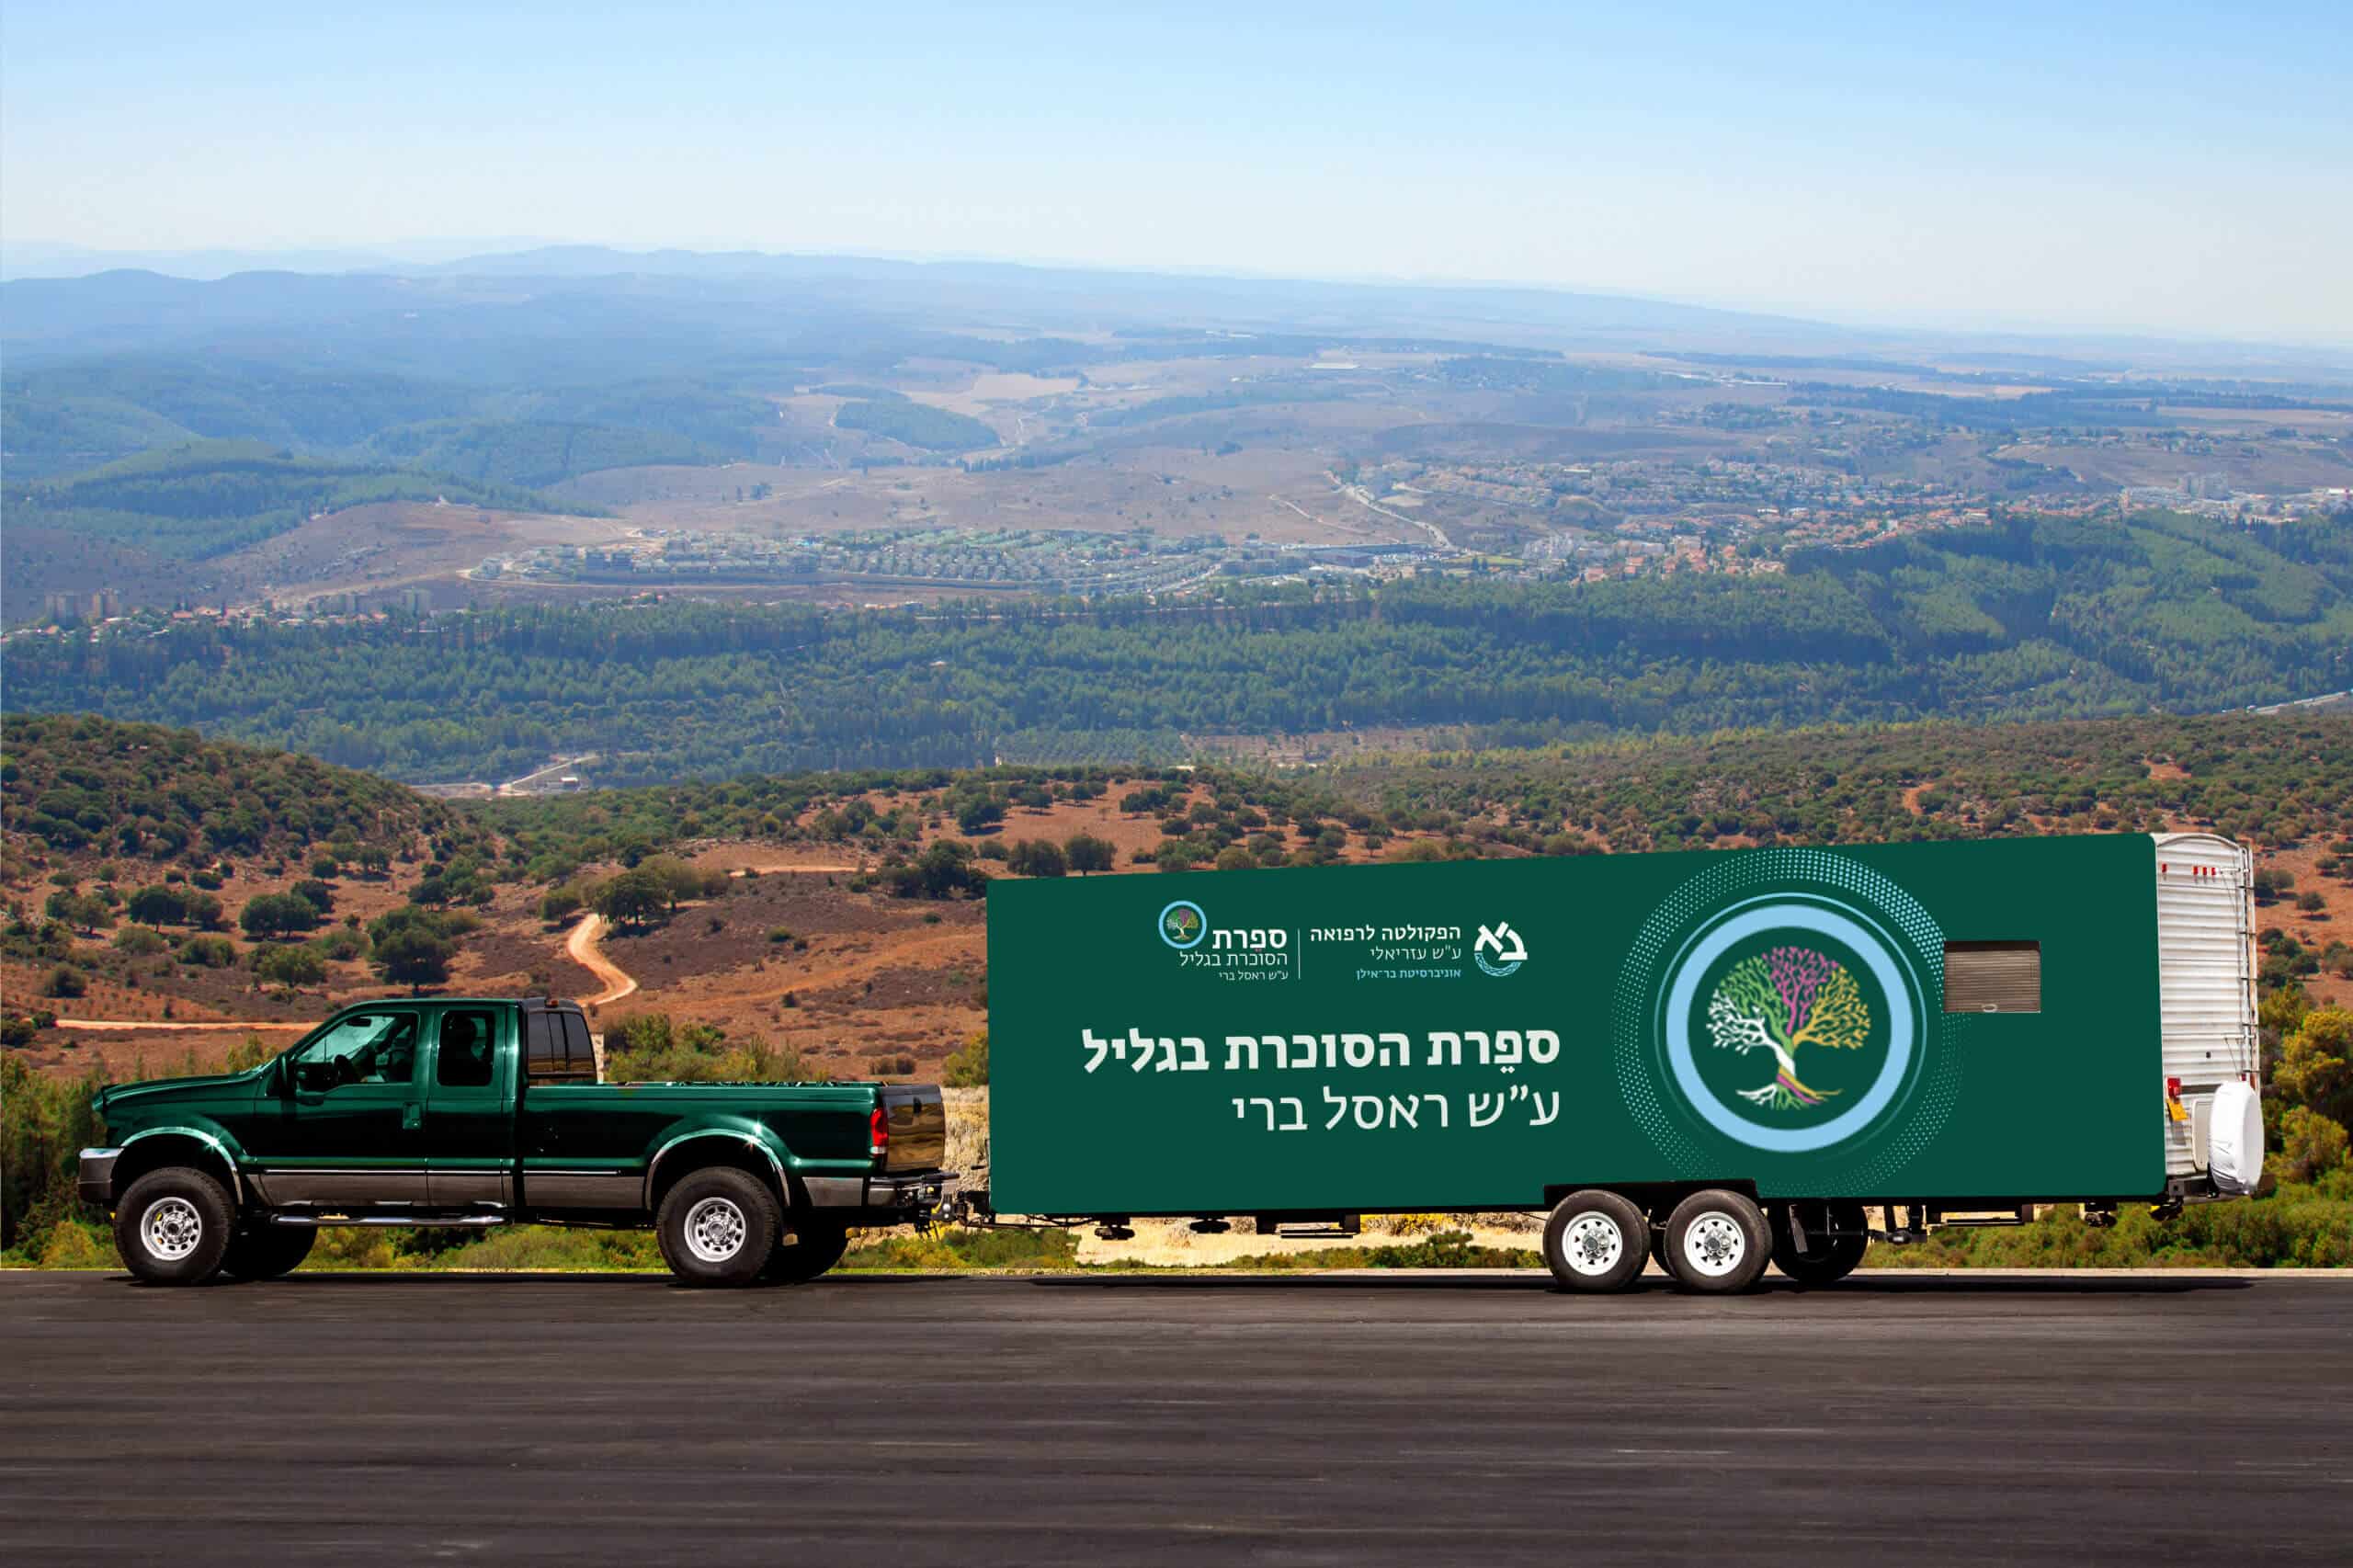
[8,242,2348,377]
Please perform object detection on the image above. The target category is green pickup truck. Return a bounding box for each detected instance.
[78,996,951,1288]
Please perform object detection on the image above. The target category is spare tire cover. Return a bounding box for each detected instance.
[2207,1080,2264,1195]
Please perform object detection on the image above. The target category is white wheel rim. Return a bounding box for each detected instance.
[142,1197,203,1262]
[1559,1212,1626,1277]
[683,1197,748,1264]
[1681,1212,1747,1278]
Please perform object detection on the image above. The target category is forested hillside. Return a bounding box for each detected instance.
[0,713,454,860]
[7,440,598,562]
[7,511,2347,782]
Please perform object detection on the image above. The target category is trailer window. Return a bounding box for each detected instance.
[1945,941,2040,1013]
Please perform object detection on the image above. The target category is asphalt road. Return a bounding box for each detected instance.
[5,1270,2350,1565]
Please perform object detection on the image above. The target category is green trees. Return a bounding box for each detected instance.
[883,841,992,900]
[1006,839,1067,878]
[240,892,323,940]
[5,508,2342,787]
[594,869,669,931]
[254,945,327,993]
[367,905,465,993]
[943,1030,989,1087]
[1064,833,1115,874]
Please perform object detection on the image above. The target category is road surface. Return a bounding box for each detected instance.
[3,1270,2347,1565]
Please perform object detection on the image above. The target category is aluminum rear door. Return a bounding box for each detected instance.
[2152,832,2257,1177]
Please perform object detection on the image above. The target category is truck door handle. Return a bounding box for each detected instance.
[296,1094,325,1107]
[403,1105,423,1131]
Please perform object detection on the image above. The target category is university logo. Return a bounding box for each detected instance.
[1473,921,1528,978]
[1158,900,1208,950]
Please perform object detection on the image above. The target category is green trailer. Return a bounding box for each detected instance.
[979,832,2262,1290]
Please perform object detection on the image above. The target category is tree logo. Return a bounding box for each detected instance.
[1474,921,1529,977]
[1158,900,1208,950]
[1654,892,1918,1154]
[1706,947,1871,1110]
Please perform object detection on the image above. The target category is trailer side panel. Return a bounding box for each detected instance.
[988,835,2164,1214]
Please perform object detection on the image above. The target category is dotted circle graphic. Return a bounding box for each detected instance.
[1610,849,1965,1193]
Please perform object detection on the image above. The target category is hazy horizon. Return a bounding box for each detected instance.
[6,2,2347,347]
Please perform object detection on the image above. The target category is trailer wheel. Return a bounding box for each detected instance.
[655,1167,779,1287]
[1770,1203,1868,1286]
[1664,1189,1769,1293]
[113,1166,235,1286]
[1541,1190,1648,1292]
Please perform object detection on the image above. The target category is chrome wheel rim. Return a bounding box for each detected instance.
[1682,1212,1747,1278]
[683,1197,748,1264]
[142,1197,203,1262]
[1560,1212,1625,1277]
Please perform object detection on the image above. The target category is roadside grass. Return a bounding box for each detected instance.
[1859,1175,2353,1269]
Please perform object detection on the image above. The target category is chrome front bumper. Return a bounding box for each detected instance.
[77,1147,122,1209]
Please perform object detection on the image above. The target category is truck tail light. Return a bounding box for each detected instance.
[870,1104,890,1161]
[2165,1076,2182,1099]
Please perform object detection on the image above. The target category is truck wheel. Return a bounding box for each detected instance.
[656,1168,779,1287]
[1650,1227,1681,1284]
[1664,1189,1769,1294]
[220,1224,316,1281]
[1541,1190,1648,1292]
[763,1221,850,1284]
[113,1166,234,1285]
[1770,1204,1868,1286]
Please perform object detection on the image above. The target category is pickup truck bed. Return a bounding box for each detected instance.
[81,997,951,1287]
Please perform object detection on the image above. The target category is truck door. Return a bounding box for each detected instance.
[244,1007,430,1209]
[424,1006,514,1209]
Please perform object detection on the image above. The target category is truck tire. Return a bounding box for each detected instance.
[763,1221,851,1284]
[220,1224,317,1281]
[1663,1189,1769,1294]
[114,1166,235,1286]
[1541,1190,1649,1292]
[1770,1204,1868,1286]
[655,1168,780,1287]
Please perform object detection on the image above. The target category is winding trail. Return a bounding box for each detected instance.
[565,914,638,1007]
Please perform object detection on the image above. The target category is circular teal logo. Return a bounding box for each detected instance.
[1158,901,1208,949]
[1611,847,1963,1189]
[1663,898,1912,1153]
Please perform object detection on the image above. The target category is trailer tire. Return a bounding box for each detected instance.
[1650,1227,1680,1283]
[219,1224,316,1281]
[1664,1189,1769,1293]
[114,1166,235,1286]
[1770,1204,1868,1286]
[763,1221,850,1284]
[1541,1190,1649,1292]
[655,1167,779,1287]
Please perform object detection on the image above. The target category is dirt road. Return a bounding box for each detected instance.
[564,914,637,1007]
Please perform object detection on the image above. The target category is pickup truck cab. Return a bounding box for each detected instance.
[79,997,950,1288]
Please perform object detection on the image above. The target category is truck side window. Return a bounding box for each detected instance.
[289,1012,420,1090]
[525,1013,562,1078]
[1945,941,2041,1013]
[436,1009,497,1087]
[561,1014,597,1078]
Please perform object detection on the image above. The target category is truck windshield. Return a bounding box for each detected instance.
[289,1013,419,1090]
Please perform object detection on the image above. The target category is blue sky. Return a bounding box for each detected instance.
[5,1,2348,340]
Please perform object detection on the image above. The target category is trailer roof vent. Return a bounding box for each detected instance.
[1945,941,2040,1014]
